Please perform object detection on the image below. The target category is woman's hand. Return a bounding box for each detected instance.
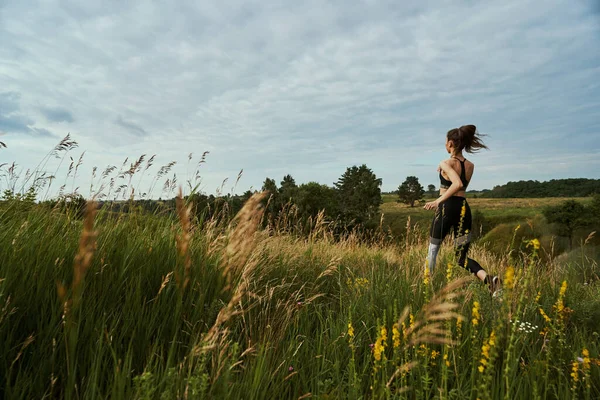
[424,200,439,211]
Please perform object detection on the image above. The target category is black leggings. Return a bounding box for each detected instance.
[429,196,483,275]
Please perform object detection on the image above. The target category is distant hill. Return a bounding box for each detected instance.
[472,178,600,198]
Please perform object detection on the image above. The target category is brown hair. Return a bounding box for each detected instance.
[447,125,488,153]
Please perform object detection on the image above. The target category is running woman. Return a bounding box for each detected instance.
[423,125,500,293]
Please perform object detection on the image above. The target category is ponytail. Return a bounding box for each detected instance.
[447,125,488,153]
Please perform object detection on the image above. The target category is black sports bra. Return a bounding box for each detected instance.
[440,158,470,190]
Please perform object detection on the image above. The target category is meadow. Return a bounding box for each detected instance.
[1,191,599,399]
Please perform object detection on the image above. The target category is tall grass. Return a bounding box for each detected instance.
[1,193,599,399]
[1,138,599,399]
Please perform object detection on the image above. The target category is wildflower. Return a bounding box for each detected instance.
[559,281,568,298]
[446,262,453,282]
[571,361,579,382]
[373,325,388,362]
[392,323,401,349]
[514,224,521,232]
[472,301,480,326]
[423,267,430,286]
[554,281,568,321]
[355,278,369,289]
[535,291,541,302]
[582,349,591,372]
[347,322,355,339]
[539,308,551,323]
[527,238,541,250]
[431,350,440,360]
[478,331,496,374]
[409,314,415,329]
[504,266,515,290]
[460,204,466,218]
[444,353,450,367]
[514,320,538,334]
[289,366,294,372]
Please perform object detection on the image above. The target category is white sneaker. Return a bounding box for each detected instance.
[490,276,503,298]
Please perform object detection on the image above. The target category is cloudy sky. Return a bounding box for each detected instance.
[1,0,599,198]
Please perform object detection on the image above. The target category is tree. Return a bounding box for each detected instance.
[262,177,280,221]
[397,176,424,207]
[279,174,298,202]
[542,200,587,250]
[334,165,382,226]
[296,182,339,220]
[427,184,436,198]
[280,175,297,192]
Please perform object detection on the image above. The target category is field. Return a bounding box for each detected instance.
[380,194,594,234]
[1,194,599,399]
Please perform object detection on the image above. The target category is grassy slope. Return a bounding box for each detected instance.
[0,199,599,399]
[380,195,595,240]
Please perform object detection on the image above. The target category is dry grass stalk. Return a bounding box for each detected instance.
[10,334,35,370]
[71,201,98,308]
[386,361,419,389]
[317,255,341,280]
[157,272,174,296]
[584,231,596,246]
[197,192,267,353]
[222,192,267,289]
[175,188,193,291]
[386,278,467,389]
[405,215,411,249]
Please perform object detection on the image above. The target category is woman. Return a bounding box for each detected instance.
[423,125,500,294]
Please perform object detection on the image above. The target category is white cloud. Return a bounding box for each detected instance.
[0,0,598,196]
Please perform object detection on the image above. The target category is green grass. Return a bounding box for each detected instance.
[1,198,599,399]
[380,195,595,240]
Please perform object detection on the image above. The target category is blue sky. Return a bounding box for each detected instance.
[1,0,599,198]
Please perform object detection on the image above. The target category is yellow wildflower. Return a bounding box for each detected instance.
[571,361,579,382]
[423,267,430,286]
[582,348,591,372]
[444,353,450,367]
[514,224,521,232]
[392,324,401,349]
[431,350,440,360]
[528,238,541,250]
[559,280,568,298]
[472,301,480,326]
[504,266,515,290]
[347,322,354,339]
[373,325,388,362]
[478,330,496,374]
[554,281,568,319]
[539,308,552,323]
[409,314,415,329]
[535,291,541,302]
[446,262,453,282]
[460,204,466,218]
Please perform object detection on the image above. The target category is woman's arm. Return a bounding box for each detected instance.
[424,161,462,210]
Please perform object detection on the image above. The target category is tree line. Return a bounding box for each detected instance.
[476,178,600,198]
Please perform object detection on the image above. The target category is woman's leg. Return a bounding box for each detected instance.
[427,203,452,273]
[453,201,500,291]
[454,201,487,281]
